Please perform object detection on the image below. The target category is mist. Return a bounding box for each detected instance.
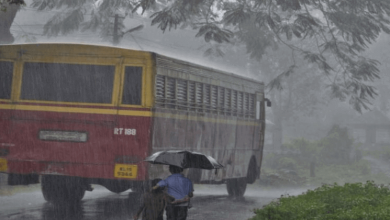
[2,0,390,219]
[8,0,390,197]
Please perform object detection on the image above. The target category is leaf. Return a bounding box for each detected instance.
[294,14,319,28]
[253,0,266,8]
[267,15,276,29]
[281,25,292,40]
[272,12,281,23]
[267,77,283,90]
[132,0,156,14]
[31,0,57,10]
[223,5,250,26]
[203,46,225,57]
[151,7,186,32]
[292,28,301,38]
[276,0,301,11]
[266,65,296,91]
[43,8,85,36]
[195,24,233,43]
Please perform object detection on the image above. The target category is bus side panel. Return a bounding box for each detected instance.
[190,112,217,181]
[152,109,187,150]
[233,122,257,178]
[149,109,188,179]
[150,108,260,181]
[213,115,236,180]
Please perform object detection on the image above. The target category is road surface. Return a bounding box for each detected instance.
[0,183,308,220]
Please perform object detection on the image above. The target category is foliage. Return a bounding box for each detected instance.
[284,137,318,159]
[0,0,24,11]
[30,0,146,43]
[303,160,390,186]
[283,125,354,165]
[144,0,390,112]
[262,125,390,188]
[318,125,354,164]
[4,0,389,111]
[381,145,390,161]
[276,157,297,170]
[250,181,390,220]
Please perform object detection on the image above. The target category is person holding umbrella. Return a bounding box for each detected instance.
[152,165,194,220]
[133,178,175,220]
[145,150,223,220]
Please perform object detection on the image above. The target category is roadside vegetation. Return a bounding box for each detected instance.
[261,125,390,187]
[250,181,390,220]
[255,125,390,219]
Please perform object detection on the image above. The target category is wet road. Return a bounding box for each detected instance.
[0,184,304,220]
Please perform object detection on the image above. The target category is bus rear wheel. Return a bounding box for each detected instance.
[226,178,247,197]
[41,175,86,204]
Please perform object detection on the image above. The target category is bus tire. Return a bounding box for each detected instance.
[102,180,131,193]
[246,157,257,184]
[41,175,85,204]
[226,178,247,197]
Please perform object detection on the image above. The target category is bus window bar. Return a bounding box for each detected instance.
[156,75,256,118]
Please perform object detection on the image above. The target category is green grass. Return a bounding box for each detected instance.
[250,181,390,220]
[262,159,390,188]
[302,161,390,186]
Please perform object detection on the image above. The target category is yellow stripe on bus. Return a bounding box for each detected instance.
[153,112,260,126]
[0,104,152,117]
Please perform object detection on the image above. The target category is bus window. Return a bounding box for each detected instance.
[21,62,115,104]
[0,61,13,100]
[122,66,142,105]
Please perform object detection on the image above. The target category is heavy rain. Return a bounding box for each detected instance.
[1,0,390,219]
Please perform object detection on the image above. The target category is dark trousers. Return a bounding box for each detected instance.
[166,205,188,220]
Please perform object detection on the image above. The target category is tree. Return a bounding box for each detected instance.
[0,0,25,44]
[29,0,152,44]
[3,0,390,112]
[364,34,390,115]
[250,44,329,148]
[1,0,153,44]
[146,0,390,112]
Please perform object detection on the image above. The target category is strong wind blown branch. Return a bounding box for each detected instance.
[145,0,390,112]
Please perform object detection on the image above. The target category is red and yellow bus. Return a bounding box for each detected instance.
[0,43,267,203]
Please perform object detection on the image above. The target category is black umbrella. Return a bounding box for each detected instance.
[145,150,224,170]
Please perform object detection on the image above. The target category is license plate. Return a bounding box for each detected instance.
[114,164,137,179]
[0,158,7,172]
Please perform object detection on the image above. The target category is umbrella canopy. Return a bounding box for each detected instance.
[145,150,224,170]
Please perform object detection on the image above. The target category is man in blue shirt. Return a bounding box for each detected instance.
[153,165,194,220]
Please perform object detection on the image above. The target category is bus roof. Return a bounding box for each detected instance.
[0,43,264,91]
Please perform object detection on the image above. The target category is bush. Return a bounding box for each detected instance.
[282,125,354,166]
[381,146,390,161]
[250,181,390,220]
[318,125,354,164]
[284,138,318,159]
[277,157,297,170]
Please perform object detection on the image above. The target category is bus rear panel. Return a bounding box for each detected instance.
[0,44,154,188]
